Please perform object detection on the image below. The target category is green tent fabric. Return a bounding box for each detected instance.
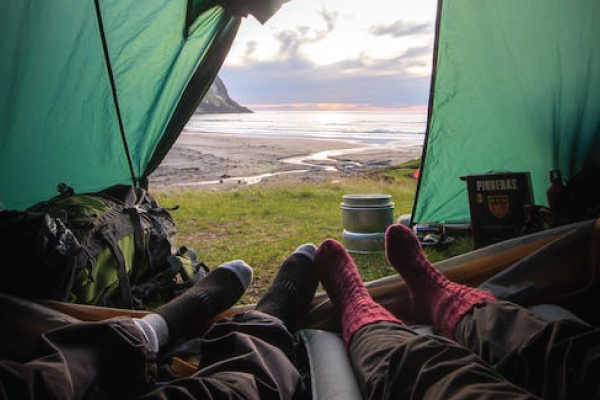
[0,0,286,211]
[413,0,600,224]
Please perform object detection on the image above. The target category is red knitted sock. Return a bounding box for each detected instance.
[315,239,401,345]
[385,224,495,337]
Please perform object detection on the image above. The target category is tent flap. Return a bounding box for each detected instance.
[0,0,287,211]
[413,0,600,224]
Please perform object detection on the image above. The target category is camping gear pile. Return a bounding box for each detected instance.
[0,184,207,309]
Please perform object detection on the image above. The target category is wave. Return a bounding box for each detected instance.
[185,110,426,144]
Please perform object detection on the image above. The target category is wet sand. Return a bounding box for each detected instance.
[148,131,422,191]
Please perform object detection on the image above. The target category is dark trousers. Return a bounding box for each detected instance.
[0,312,302,400]
[350,301,600,400]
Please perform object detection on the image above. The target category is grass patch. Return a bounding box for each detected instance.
[155,167,472,304]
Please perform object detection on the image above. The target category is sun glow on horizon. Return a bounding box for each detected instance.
[246,102,428,113]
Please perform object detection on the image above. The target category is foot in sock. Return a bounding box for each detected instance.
[154,260,253,342]
[385,224,495,337]
[256,244,319,331]
[315,239,401,345]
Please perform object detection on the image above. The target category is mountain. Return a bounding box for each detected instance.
[195,76,252,113]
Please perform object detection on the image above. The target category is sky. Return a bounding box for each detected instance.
[219,0,438,111]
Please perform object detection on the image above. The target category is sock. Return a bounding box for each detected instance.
[155,260,252,342]
[256,244,318,331]
[385,224,495,337]
[315,239,401,345]
[134,316,164,352]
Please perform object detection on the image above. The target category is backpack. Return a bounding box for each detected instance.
[0,184,208,309]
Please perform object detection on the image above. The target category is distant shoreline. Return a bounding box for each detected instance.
[149,130,422,191]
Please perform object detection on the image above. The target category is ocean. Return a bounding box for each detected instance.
[185,110,426,147]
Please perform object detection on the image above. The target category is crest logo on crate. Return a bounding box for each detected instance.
[488,195,510,219]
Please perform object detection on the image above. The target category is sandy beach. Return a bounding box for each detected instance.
[149,130,423,191]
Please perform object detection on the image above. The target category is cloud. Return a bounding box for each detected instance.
[220,56,431,108]
[273,30,303,60]
[221,1,437,108]
[370,20,433,38]
[335,42,432,75]
[319,7,338,32]
[220,32,433,107]
[266,7,339,61]
[242,40,259,59]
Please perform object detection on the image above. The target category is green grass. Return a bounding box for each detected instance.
[154,163,473,304]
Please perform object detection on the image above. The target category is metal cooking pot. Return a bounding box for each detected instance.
[341,194,395,253]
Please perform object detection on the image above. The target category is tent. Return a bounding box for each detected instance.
[0,0,597,314]
[1,2,599,396]
[2,0,599,226]
[412,0,600,225]
[0,0,287,211]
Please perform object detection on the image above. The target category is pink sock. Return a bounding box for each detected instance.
[385,224,495,337]
[315,239,401,345]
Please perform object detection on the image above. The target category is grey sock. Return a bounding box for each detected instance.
[256,243,318,330]
[139,313,170,348]
[154,260,253,341]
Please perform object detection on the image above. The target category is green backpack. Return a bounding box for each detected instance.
[0,184,207,309]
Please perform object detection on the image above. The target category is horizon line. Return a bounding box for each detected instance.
[244,102,428,112]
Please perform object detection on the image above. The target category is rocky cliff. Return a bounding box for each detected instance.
[196,76,251,113]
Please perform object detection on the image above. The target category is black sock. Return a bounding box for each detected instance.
[256,244,318,331]
[155,260,252,341]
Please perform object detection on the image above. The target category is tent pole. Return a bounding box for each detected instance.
[410,0,445,226]
[93,0,138,187]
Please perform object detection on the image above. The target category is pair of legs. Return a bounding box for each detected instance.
[135,243,321,400]
[314,224,600,400]
[4,225,599,400]
[126,224,600,400]
[0,245,319,400]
